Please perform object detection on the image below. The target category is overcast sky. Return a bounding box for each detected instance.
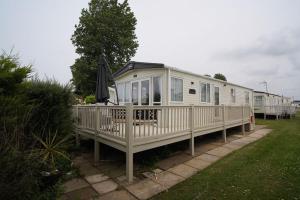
[1,0,300,99]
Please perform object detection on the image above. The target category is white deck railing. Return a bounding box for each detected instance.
[254,105,297,116]
[74,104,251,142]
[73,104,252,182]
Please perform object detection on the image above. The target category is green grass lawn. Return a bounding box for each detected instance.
[153,113,300,200]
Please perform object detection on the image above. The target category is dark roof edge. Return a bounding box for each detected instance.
[254,90,283,97]
[113,61,165,78]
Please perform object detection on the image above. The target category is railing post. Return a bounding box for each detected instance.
[75,106,80,147]
[125,103,133,183]
[94,106,100,163]
[242,105,245,135]
[189,105,194,156]
[222,105,226,143]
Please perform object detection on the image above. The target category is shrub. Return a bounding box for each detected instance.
[85,95,96,104]
[23,79,75,140]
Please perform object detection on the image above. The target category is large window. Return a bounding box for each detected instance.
[230,88,236,103]
[117,83,125,102]
[117,82,131,103]
[245,91,250,104]
[255,96,263,106]
[171,77,183,102]
[153,77,161,105]
[200,83,210,103]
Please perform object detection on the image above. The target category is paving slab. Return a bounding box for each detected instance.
[192,143,219,155]
[63,178,89,193]
[126,178,164,200]
[222,143,242,150]
[195,153,220,163]
[116,175,140,187]
[206,146,234,157]
[79,163,102,176]
[230,139,249,147]
[167,164,198,178]
[254,129,272,135]
[184,158,211,170]
[65,187,98,200]
[156,152,192,170]
[151,171,184,189]
[85,174,109,184]
[92,179,118,195]
[97,190,137,200]
[248,133,264,139]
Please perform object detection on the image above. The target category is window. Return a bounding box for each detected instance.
[245,91,250,104]
[132,82,139,105]
[255,96,263,106]
[200,83,211,103]
[171,77,183,102]
[153,77,161,105]
[230,88,236,103]
[214,87,220,105]
[141,80,150,105]
[124,82,131,102]
[117,83,125,102]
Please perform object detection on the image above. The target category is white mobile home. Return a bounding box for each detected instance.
[73,61,256,183]
[254,91,295,118]
[114,61,254,108]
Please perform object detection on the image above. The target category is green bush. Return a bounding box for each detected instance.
[23,79,75,140]
[85,95,96,104]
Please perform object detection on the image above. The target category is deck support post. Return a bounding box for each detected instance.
[125,103,134,183]
[94,140,100,163]
[189,105,195,156]
[75,131,80,147]
[222,105,227,143]
[94,106,100,163]
[242,105,245,135]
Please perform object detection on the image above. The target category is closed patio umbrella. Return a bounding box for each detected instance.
[95,54,118,104]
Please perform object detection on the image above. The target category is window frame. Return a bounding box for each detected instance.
[230,88,236,103]
[170,77,184,102]
[152,76,162,105]
[200,82,211,103]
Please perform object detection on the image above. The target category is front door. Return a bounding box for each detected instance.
[214,87,220,118]
[131,79,150,106]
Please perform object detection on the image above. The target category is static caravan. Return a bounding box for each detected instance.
[254,91,294,118]
[113,61,254,108]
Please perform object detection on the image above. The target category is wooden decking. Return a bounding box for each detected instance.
[73,104,253,182]
[254,105,297,119]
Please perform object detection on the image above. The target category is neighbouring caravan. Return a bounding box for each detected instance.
[254,91,295,119]
[113,61,254,108]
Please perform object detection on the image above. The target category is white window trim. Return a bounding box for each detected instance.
[200,82,211,103]
[170,76,184,103]
[231,88,236,103]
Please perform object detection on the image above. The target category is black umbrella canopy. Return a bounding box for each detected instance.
[95,54,114,104]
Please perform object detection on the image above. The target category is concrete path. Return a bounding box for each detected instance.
[61,128,272,200]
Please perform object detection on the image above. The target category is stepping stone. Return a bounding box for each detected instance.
[196,153,220,163]
[223,143,241,150]
[126,178,163,200]
[185,158,211,170]
[150,171,184,189]
[116,175,139,187]
[65,187,98,200]
[97,190,137,200]
[79,163,102,176]
[230,139,249,147]
[63,178,89,193]
[206,146,233,157]
[248,133,264,138]
[168,164,198,178]
[85,174,109,184]
[92,180,118,195]
[243,137,258,142]
[193,143,219,155]
[255,129,272,135]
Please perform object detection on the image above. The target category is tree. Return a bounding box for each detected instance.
[71,0,138,96]
[214,73,227,81]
